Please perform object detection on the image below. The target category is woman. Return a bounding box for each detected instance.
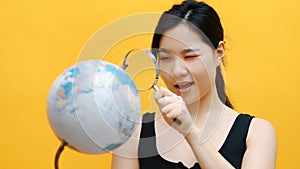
[112,1,277,168]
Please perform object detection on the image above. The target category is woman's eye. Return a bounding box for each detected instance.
[158,56,172,61]
[184,55,199,59]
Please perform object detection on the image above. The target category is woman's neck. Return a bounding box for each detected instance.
[186,87,225,137]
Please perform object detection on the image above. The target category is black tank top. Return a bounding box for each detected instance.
[138,113,254,169]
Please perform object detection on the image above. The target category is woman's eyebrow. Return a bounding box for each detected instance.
[157,48,201,54]
[157,48,170,53]
[182,48,201,54]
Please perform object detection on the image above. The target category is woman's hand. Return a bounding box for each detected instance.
[154,87,194,135]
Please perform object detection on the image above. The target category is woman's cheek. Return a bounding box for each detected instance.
[160,72,179,95]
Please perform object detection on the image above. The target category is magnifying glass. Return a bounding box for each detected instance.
[121,49,181,125]
[121,49,159,91]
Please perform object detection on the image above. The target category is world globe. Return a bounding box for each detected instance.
[47,60,141,154]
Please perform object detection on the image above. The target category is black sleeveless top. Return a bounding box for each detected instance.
[138,113,254,169]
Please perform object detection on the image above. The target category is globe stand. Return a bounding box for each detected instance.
[54,141,68,169]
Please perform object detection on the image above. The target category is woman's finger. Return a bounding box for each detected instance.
[159,87,177,97]
[154,89,164,100]
[157,96,177,106]
[161,99,181,114]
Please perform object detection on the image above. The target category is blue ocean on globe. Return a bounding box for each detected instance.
[47,60,141,154]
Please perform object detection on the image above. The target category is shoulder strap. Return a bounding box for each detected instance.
[140,113,156,138]
[138,113,159,158]
[227,114,254,143]
[219,113,254,169]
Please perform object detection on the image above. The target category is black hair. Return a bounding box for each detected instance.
[152,0,233,109]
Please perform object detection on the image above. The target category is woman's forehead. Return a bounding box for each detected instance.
[163,23,201,40]
[158,23,215,53]
[160,23,205,45]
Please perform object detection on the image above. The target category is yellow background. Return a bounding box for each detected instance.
[1,0,299,168]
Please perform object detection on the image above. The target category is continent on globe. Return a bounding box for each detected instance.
[47,60,141,154]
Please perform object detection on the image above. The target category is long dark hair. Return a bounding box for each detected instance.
[151,0,233,109]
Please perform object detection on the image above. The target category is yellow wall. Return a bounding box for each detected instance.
[1,0,299,168]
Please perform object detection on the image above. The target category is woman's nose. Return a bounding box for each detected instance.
[171,58,188,78]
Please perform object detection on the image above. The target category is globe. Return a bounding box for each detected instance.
[47,60,141,154]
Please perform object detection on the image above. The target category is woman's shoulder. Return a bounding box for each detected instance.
[111,116,142,169]
[112,115,143,158]
[248,117,277,142]
[226,108,276,143]
[232,111,278,153]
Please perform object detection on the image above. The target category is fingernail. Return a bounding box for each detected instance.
[174,118,182,125]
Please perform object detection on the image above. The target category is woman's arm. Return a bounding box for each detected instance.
[241,118,277,169]
[185,118,277,169]
[155,87,235,168]
[155,87,277,169]
[185,127,236,168]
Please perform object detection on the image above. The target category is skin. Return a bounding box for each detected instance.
[112,23,277,169]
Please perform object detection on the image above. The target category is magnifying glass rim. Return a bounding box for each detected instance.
[121,48,159,92]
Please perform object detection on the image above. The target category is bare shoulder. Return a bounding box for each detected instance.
[111,117,142,169]
[112,116,142,158]
[247,117,277,146]
[249,117,277,136]
[225,108,277,138]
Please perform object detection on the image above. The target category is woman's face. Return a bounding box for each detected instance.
[157,23,222,104]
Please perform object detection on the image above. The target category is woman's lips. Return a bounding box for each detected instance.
[174,82,194,94]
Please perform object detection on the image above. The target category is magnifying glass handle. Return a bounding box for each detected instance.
[153,85,182,125]
[153,85,159,91]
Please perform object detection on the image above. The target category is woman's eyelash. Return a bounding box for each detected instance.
[184,55,200,58]
[159,56,171,61]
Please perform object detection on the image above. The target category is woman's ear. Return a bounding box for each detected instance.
[215,41,225,66]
